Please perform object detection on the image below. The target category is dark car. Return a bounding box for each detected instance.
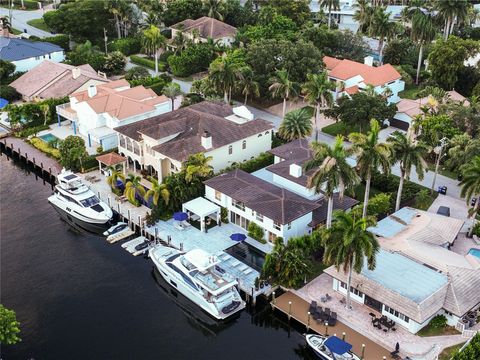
[437,206,451,217]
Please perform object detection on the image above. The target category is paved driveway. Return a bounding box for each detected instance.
[0,7,53,38]
[428,194,473,232]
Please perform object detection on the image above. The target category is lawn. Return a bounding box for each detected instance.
[304,258,328,285]
[399,83,421,100]
[322,121,368,137]
[417,324,460,337]
[427,163,459,181]
[10,28,22,35]
[438,342,465,360]
[26,18,51,32]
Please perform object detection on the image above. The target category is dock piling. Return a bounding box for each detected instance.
[307,311,311,330]
[342,332,346,341]
[288,301,292,320]
[361,344,365,359]
[325,321,329,335]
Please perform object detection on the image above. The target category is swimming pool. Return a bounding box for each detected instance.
[39,133,60,144]
[225,241,265,271]
[468,248,480,259]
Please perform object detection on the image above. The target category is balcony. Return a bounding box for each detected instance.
[56,103,77,121]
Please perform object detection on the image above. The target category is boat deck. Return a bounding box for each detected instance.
[121,236,150,256]
[272,291,391,359]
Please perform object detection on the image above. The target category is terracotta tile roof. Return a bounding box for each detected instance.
[396,90,468,118]
[10,60,108,98]
[115,101,274,162]
[345,85,360,95]
[323,56,401,86]
[171,16,237,39]
[204,169,320,224]
[100,79,129,89]
[96,152,126,166]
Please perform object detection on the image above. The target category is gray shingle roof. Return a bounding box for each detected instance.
[204,169,320,224]
[0,37,63,61]
[309,194,359,227]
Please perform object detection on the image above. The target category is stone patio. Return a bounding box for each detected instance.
[295,273,466,360]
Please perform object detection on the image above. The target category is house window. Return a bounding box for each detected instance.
[215,190,221,201]
[273,221,281,231]
[228,145,233,155]
[384,305,410,323]
[232,199,245,211]
[242,140,246,149]
[256,213,263,222]
[170,162,176,170]
[287,222,291,230]
[119,136,125,148]
[35,56,40,60]
[339,281,364,297]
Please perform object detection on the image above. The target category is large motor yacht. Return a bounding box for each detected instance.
[149,246,245,320]
[48,169,113,228]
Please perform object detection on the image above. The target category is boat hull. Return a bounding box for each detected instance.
[48,194,112,225]
[49,201,113,234]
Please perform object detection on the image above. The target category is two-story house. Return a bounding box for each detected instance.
[115,101,274,180]
[56,79,171,150]
[169,16,237,48]
[323,55,404,104]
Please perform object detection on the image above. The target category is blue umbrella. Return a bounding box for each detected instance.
[0,98,9,109]
[173,212,188,221]
[230,233,246,242]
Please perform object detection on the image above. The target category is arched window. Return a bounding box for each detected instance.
[119,135,125,148]
[258,134,262,137]
[265,131,269,135]
[242,140,246,150]
[228,145,233,155]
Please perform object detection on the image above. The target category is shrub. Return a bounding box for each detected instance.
[159,50,174,63]
[42,34,70,51]
[248,222,265,243]
[6,97,69,128]
[429,315,448,329]
[102,51,126,75]
[29,137,61,159]
[221,152,274,174]
[109,37,141,56]
[0,85,20,101]
[451,333,480,360]
[14,125,50,138]
[125,66,150,80]
[58,135,88,171]
[167,44,215,77]
[128,74,171,87]
[220,207,229,223]
[472,222,480,237]
[130,55,166,71]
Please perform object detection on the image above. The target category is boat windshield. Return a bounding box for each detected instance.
[79,195,100,207]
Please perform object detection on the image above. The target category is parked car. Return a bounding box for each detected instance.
[437,206,451,217]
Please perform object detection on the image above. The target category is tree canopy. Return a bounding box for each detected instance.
[58,136,88,172]
[0,305,21,345]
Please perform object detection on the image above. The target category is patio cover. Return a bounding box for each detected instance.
[183,197,220,218]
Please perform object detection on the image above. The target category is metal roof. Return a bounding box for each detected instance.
[0,37,63,62]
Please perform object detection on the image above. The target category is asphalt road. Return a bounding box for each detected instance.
[0,7,53,38]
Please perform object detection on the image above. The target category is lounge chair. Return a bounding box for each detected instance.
[309,301,318,314]
[328,312,337,326]
[173,222,184,231]
[181,220,191,227]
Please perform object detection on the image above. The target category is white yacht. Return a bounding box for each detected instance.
[149,246,245,320]
[48,169,113,228]
[306,334,361,360]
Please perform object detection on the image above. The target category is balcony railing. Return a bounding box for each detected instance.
[56,103,77,121]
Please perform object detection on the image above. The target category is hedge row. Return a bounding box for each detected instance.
[130,55,167,72]
[109,37,142,56]
[29,137,61,159]
[220,152,274,174]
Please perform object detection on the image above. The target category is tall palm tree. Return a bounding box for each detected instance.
[411,12,437,84]
[349,119,391,218]
[269,69,300,119]
[302,72,334,142]
[324,211,379,310]
[353,0,374,33]
[145,177,170,206]
[204,0,225,21]
[105,0,124,39]
[369,6,397,64]
[387,132,428,211]
[459,156,480,237]
[209,54,246,103]
[106,166,125,191]
[184,153,213,183]
[40,104,50,126]
[435,0,469,40]
[162,83,182,111]
[321,0,340,29]
[305,137,360,228]
[278,108,313,141]
[124,174,146,206]
[141,25,166,75]
[237,67,260,105]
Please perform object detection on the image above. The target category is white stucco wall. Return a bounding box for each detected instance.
[271,173,319,199]
[12,50,65,73]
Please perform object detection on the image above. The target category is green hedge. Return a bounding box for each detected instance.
[109,37,142,56]
[29,137,61,159]
[128,74,172,87]
[0,0,38,10]
[42,34,70,51]
[130,55,166,72]
[6,97,69,129]
[451,334,480,360]
[220,152,274,174]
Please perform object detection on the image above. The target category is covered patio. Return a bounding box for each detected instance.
[96,152,127,176]
[182,197,221,233]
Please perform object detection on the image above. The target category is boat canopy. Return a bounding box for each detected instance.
[324,336,352,355]
[184,249,218,272]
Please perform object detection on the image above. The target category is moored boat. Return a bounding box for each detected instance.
[306,334,361,360]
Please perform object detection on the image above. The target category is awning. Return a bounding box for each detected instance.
[183,197,220,218]
[324,336,352,355]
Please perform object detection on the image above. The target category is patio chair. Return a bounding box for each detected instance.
[309,301,318,314]
[181,220,191,227]
[173,222,184,231]
[325,293,331,301]
[328,312,337,326]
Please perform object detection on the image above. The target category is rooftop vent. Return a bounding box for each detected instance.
[87,84,97,98]
[289,163,302,178]
[364,56,374,67]
[72,67,81,79]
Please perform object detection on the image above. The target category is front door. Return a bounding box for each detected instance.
[364,295,383,312]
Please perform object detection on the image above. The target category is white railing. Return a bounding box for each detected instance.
[56,103,77,121]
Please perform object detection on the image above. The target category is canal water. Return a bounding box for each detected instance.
[0,155,316,360]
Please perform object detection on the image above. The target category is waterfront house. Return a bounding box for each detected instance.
[0,36,65,73]
[169,16,237,48]
[323,55,404,104]
[56,80,171,150]
[115,101,274,181]
[324,207,480,334]
[10,61,108,102]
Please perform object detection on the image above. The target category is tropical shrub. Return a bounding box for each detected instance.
[429,315,448,329]
[109,37,141,56]
[0,304,21,345]
[125,66,150,80]
[472,222,480,237]
[42,34,70,51]
[29,137,61,159]
[167,44,216,77]
[6,97,68,129]
[102,51,126,75]
[366,192,392,217]
[58,135,88,171]
[451,333,480,360]
[0,60,16,81]
[220,207,229,223]
[0,85,20,101]
[221,152,274,174]
[248,222,265,243]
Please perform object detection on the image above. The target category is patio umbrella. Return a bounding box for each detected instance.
[395,342,400,352]
[0,98,9,109]
[230,233,246,242]
[173,212,188,221]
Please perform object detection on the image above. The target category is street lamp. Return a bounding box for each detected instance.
[431,137,449,194]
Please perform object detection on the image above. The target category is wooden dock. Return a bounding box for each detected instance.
[272,291,392,359]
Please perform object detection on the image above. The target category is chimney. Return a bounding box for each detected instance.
[364,56,374,67]
[201,131,212,149]
[72,67,81,79]
[289,163,302,178]
[87,84,97,98]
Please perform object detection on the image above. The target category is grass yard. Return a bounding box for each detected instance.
[417,324,460,337]
[10,28,22,35]
[399,83,420,100]
[427,163,459,180]
[26,18,51,32]
[352,183,382,201]
[322,121,368,137]
[303,258,328,286]
[438,342,465,360]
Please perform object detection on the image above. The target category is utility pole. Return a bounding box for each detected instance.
[103,28,108,55]
[431,137,449,195]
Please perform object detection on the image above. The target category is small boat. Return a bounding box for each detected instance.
[104,222,134,243]
[103,222,128,236]
[306,334,361,360]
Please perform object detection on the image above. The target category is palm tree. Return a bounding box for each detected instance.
[353,0,374,33]
[278,108,313,141]
[184,153,213,183]
[411,12,437,84]
[269,69,300,119]
[106,166,125,191]
[302,72,334,142]
[141,25,166,75]
[237,67,260,105]
[321,0,340,29]
[387,132,428,211]
[105,0,124,39]
[124,174,146,206]
[349,119,391,219]
[459,156,480,237]
[172,32,188,55]
[39,104,50,126]
[145,177,170,206]
[369,6,397,64]
[305,137,360,228]
[209,54,246,104]
[324,211,379,310]
[204,0,224,21]
[435,0,469,40]
[162,83,182,111]
[144,12,160,28]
